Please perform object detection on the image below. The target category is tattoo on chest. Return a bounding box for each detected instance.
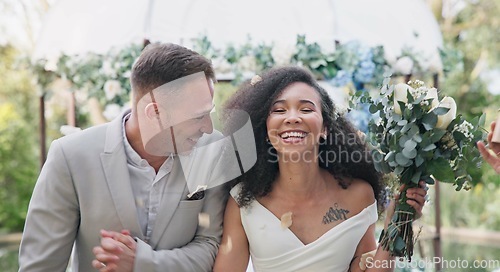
[322,203,349,224]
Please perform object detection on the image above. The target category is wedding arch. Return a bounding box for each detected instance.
[33,0,444,125]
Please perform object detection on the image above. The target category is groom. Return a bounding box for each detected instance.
[19,43,234,271]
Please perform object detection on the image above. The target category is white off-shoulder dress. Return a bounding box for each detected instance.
[230,183,378,272]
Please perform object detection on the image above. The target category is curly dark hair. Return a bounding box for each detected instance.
[223,66,383,209]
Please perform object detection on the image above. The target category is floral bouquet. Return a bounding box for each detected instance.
[354,78,485,260]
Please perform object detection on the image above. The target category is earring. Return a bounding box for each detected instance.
[266,137,271,144]
[321,133,327,140]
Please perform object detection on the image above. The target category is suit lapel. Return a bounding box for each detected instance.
[100,112,143,240]
[149,157,187,248]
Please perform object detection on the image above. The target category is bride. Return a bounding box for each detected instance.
[214,66,427,272]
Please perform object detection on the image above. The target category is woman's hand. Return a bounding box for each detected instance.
[477,121,500,174]
[385,181,428,227]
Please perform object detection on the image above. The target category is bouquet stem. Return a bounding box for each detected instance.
[379,184,418,260]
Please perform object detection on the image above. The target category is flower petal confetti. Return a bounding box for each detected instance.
[280,211,293,229]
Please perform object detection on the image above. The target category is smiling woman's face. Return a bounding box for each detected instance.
[266,82,325,159]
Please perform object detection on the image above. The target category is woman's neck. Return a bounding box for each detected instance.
[274,155,327,200]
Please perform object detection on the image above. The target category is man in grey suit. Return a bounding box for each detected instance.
[19,43,231,271]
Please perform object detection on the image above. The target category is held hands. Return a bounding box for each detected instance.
[92,229,136,272]
[385,181,428,227]
[477,121,500,174]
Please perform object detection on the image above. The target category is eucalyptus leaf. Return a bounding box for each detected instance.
[388,161,399,167]
[402,147,417,159]
[398,119,408,126]
[399,135,411,148]
[422,144,436,151]
[404,140,417,150]
[406,91,414,103]
[394,166,404,175]
[427,158,455,182]
[384,151,396,161]
[393,114,402,122]
[422,113,437,130]
[433,107,451,116]
[411,170,422,184]
[429,129,447,143]
[401,123,411,133]
[408,124,419,137]
[415,155,424,167]
[394,236,406,255]
[478,113,486,127]
[395,153,410,166]
[412,134,422,143]
[422,175,435,185]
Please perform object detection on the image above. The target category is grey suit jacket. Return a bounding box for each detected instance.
[19,113,229,272]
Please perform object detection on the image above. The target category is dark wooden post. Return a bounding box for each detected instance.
[39,94,46,168]
[67,91,76,127]
[433,179,442,271]
[432,73,442,271]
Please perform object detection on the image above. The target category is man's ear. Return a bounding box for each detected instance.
[144,102,160,120]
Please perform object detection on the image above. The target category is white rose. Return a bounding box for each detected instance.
[271,42,295,66]
[424,87,439,108]
[74,89,89,104]
[123,70,132,78]
[101,61,117,77]
[237,56,257,73]
[44,56,59,72]
[394,56,414,75]
[212,57,233,74]
[435,96,457,129]
[103,104,122,121]
[384,50,398,66]
[393,83,414,114]
[104,80,122,101]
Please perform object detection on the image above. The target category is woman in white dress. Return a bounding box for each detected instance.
[214,66,427,272]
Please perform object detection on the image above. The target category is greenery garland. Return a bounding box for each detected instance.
[31,35,446,121]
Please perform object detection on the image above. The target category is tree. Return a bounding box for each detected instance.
[0,45,39,232]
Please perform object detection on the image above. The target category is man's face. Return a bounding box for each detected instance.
[139,72,215,155]
[163,78,215,154]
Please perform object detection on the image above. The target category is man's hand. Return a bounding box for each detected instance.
[477,121,500,174]
[92,230,137,272]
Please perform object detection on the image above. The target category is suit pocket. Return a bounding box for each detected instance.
[166,198,205,247]
[178,198,204,209]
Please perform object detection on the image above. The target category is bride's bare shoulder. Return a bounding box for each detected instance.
[340,178,376,208]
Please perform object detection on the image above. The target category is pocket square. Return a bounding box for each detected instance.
[187,185,207,200]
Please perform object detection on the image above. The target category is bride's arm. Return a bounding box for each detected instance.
[349,224,391,272]
[213,197,250,272]
[350,183,427,272]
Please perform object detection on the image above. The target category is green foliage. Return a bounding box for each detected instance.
[438,1,500,115]
[212,82,238,131]
[0,245,19,272]
[0,103,38,231]
[423,181,500,231]
[0,45,39,232]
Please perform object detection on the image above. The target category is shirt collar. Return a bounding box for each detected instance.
[121,112,174,170]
